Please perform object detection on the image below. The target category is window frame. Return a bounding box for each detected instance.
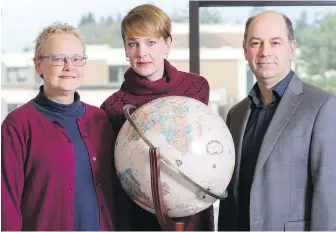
[189,0,336,74]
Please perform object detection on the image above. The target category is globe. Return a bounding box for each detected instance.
[114,96,235,218]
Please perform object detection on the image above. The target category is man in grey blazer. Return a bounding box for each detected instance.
[218,11,336,231]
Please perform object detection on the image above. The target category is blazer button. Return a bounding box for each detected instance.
[92,157,97,161]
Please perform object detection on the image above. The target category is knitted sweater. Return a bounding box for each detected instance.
[101,59,214,231]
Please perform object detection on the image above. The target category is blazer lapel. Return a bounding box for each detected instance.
[253,75,304,180]
[232,99,252,200]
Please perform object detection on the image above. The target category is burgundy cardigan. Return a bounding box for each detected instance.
[1,102,117,231]
[101,59,214,231]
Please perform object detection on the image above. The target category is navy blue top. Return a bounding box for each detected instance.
[32,86,100,231]
[238,71,294,230]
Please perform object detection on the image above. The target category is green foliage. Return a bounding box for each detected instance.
[170,5,224,23]
[303,75,336,95]
[78,13,124,47]
[295,12,336,95]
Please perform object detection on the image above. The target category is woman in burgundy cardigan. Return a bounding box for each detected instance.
[101,4,214,231]
[2,23,116,231]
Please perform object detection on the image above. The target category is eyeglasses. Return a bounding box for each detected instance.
[39,55,88,66]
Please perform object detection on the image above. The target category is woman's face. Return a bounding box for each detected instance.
[124,34,171,81]
[34,32,86,95]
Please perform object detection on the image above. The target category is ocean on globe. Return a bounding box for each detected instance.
[114,96,235,218]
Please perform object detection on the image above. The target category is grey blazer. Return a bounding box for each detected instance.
[218,75,336,231]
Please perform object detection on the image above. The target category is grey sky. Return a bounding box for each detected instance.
[1,0,335,53]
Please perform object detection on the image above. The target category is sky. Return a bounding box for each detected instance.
[1,0,335,53]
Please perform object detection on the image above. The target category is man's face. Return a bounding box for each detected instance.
[244,12,296,84]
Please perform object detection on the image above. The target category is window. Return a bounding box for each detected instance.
[6,67,30,83]
[191,4,336,101]
[108,65,128,84]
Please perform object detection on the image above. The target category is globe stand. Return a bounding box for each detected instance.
[149,147,185,231]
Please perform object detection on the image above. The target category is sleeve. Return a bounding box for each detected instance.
[1,122,25,231]
[184,76,210,105]
[100,105,133,230]
[309,95,336,230]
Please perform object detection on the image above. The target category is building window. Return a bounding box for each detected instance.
[108,65,128,84]
[6,67,30,83]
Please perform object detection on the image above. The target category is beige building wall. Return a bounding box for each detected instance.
[44,58,241,101]
[170,60,189,73]
[200,60,238,100]
[171,60,239,100]
[82,60,109,86]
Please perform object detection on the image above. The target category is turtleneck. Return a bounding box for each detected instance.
[33,85,85,119]
[32,85,100,231]
[121,59,180,95]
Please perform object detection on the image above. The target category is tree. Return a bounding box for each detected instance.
[304,75,336,95]
[295,12,336,94]
[79,12,97,27]
[170,5,224,23]
[78,13,124,47]
[295,11,309,46]
[199,8,224,24]
[23,45,32,52]
[171,8,189,22]
[248,7,267,17]
[106,16,114,25]
[296,13,336,77]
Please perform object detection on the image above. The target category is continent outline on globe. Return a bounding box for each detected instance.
[114,96,235,217]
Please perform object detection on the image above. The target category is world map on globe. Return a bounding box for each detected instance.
[114,96,235,218]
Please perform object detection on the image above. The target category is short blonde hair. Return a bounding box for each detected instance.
[34,22,86,57]
[121,4,172,42]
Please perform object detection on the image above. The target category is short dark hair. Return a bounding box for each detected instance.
[243,12,295,44]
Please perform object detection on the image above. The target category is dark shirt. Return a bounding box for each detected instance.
[1,94,116,231]
[32,86,99,231]
[238,71,294,230]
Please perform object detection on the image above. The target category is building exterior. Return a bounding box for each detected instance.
[1,23,255,122]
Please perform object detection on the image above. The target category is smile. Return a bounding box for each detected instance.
[257,63,275,66]
[59,76,76,79]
